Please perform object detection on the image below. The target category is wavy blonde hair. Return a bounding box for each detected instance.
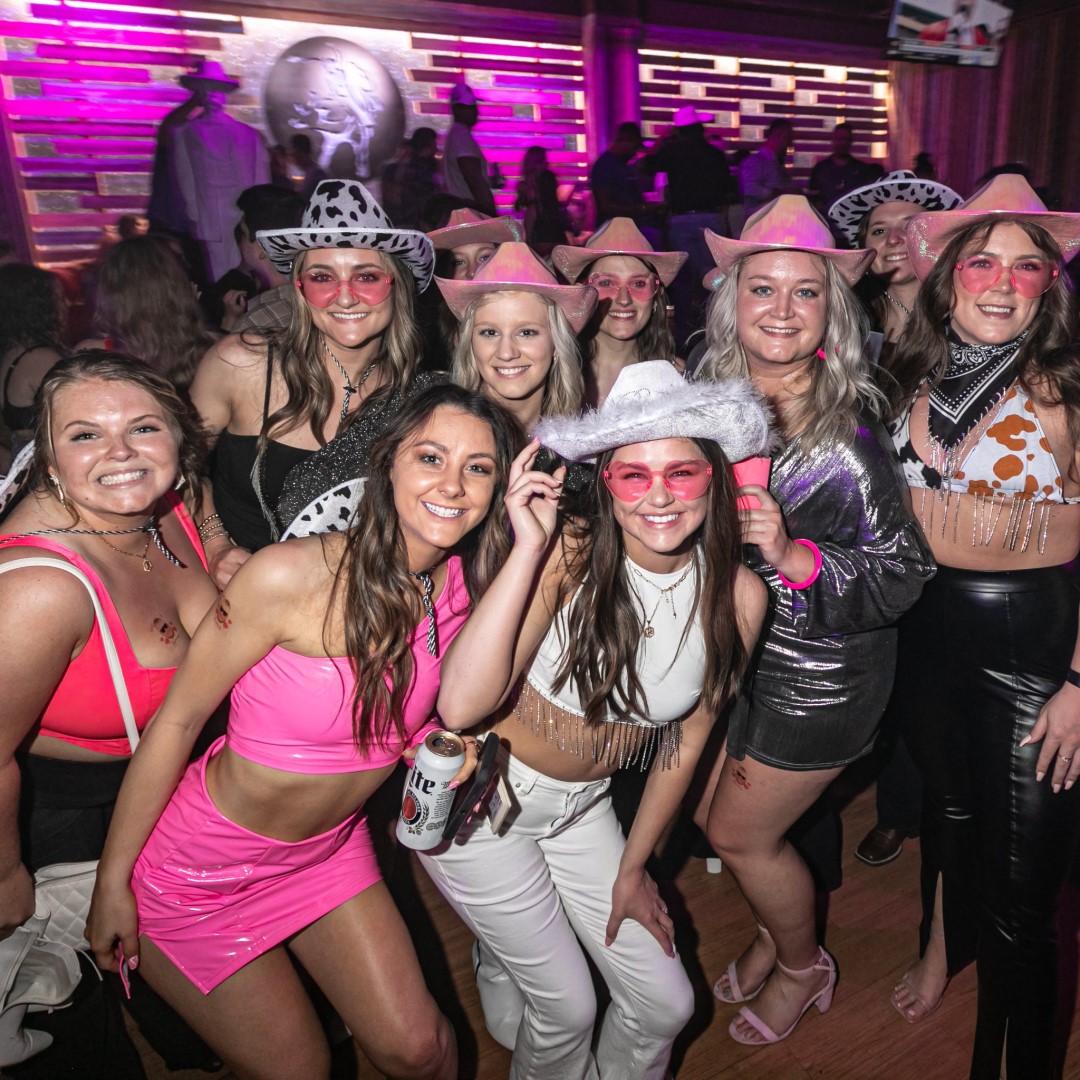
[451,291,584,419]
[697,253,882,449]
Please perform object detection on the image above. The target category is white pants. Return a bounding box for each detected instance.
[419,752,694,1080]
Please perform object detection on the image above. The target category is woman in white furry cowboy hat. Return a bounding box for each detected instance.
[694,195,934,1047]
[421,361,772,1080]
[187,179,439,580]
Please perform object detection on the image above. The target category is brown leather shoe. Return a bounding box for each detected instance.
[855,825,904,866]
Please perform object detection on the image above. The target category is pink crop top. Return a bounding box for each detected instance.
[0,493,207,756]
[225,555,471,774]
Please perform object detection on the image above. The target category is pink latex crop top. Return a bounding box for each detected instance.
[892,382,1080,504]
[225,555,470,774]
[0,493,206,756]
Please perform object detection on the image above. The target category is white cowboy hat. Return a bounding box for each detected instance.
[535,360,775,464]
[828,170,964,248]
[257,180,435,290]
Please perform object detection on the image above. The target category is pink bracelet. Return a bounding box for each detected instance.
[776,539,822,590]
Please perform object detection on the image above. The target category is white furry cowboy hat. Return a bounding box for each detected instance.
[257,180,435,290]
[535,360,774,464]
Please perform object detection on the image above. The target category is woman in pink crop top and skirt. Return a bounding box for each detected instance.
[881,175,1080,1078]
[0,352,218,1076]
[422,363,771,1080]
[86,384,523,1080]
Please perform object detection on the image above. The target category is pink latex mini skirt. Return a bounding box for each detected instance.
[132,736,381,994]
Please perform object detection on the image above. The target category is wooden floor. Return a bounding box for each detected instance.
[123,777,1080,1079]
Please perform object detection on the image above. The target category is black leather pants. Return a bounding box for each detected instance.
[893,565,1080,1080]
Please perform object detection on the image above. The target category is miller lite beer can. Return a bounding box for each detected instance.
[396,730,466,850]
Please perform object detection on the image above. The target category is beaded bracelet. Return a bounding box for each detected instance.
[199,528,231,546]
[776,539,822,590]
[196,513,222,543]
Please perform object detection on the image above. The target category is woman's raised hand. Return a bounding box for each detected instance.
[505,440,565,553]
[738,485,795,567]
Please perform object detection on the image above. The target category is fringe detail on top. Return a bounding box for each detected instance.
[513,677,682,771]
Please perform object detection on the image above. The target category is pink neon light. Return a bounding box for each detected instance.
[411,38,580,63]
[37,43,203,65]
[416,102,517,118]
[31,211,122,227]
[28,4,242,33]
[429,55,581,76]
[493,74,582,91]
[23,175,97,190]
[3,99,168,121]
[44,26,220,50]
[52,138,155,154]
[475,120,582,135]
[12,120,157,136]
[0,59,152,81]
[432,86,563,105]
[20,156,151,172]
[81,194,149,208]
[39,81,188,102]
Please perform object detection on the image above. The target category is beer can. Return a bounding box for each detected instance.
[396,730,466,850]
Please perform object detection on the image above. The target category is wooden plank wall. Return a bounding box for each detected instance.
[888,5,1080,208]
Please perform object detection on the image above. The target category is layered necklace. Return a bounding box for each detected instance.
[2,518,182,572]
[324,340,376,425]
[626,555,696,640]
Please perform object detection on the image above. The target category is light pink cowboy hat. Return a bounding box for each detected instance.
[428,208,524,250]
[436,242,598,332]
[551,217,688,287]
[703,195,874,289]
[906,174,1080,280]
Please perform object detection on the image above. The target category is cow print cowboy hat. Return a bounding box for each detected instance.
[257,179,435,291]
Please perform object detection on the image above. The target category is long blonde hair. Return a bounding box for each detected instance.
[697,254,882,449]
[451,291,584,419]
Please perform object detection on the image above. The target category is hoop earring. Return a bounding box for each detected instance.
[48,473,66,505]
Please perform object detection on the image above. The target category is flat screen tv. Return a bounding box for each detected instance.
[886,0,1013,67]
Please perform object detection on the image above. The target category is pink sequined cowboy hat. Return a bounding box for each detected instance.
[703,195,874,289]
[436,242,598,332]
[428,208,524,250]
[551,218,688,287]
[906,174,1080,280]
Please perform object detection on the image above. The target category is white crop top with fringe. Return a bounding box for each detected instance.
[525,557,706,727]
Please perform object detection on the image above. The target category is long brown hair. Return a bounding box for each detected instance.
[256,249,423,452]
[327,383,523,750]
[578,257,678,363]
[554,438,747,724]
[31,350,208,523]
[883,219,1076,419]
[95,237,213,392]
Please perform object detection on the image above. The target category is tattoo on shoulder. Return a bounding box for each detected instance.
[152,617,179,645]
[215,598,232,630]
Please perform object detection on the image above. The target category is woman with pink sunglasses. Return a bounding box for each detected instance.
[553,220,687,407]
[882,176,1080,1078]
[421,361,771,1080]
[187,180,441,582]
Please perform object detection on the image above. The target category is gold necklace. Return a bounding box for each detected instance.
[99,532,153,572]
[626,557,696,639]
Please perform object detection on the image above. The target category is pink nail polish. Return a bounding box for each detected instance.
[1036,771,1045,782]
[128,954,138,970]
[448,780,460,791]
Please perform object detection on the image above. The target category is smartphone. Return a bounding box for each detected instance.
[442,734,501,841]
[533,447,565,476]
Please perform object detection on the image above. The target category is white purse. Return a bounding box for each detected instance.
[0,557,142,1066]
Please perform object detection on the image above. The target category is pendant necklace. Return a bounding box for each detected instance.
[324,340,375,425]
[626,556,695,640]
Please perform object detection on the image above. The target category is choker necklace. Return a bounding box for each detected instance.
[324,340,375,425]
[884,291,912,317]
[409,568,439,656]
[0,518,183,571]
[626,556,695,640]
